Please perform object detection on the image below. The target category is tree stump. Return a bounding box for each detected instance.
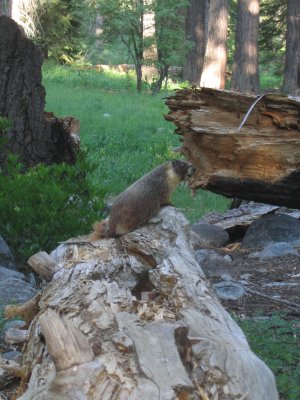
[0,16,78,168]
[12,208,278,400]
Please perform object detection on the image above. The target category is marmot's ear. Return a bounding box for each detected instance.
[171,159,177,166]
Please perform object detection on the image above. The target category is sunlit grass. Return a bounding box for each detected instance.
[43,63,230,221]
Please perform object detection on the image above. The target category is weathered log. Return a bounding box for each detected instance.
[15,208,278,400]
[165,87,300,208]
[5,293,42,324]
[0,16,79,168]
[27,251,58,282]
[197,202,300,240]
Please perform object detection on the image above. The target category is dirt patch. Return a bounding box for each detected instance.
[211,248,300,318]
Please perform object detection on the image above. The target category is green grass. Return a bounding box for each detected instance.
[238,314,300,400]
[43,63,229,222]
[260,72,283,90]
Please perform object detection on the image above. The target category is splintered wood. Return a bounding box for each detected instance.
[12,207,279,400]
[165,88,300,208]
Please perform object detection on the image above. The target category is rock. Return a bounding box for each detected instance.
[240,273,252,281]
[195,249,232,279]
[5,328,28,345]
[213,281,245,300]
[191,223,229,248]
[0,266,25,283]
[0,278,37,307]
[0,235,16,270]
[249,242,299,260]
[2,351,22,364]
[4,320,27,331]
[26,272,37,287]
[242,214,300,249]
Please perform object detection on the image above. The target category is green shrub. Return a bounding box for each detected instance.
[238,314,300,400]
[0,150,105,262]
[0,117,13,133]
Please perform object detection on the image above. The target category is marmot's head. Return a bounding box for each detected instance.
[171,160,196,180]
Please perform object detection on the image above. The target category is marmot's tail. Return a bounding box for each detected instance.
[89,219,109,240]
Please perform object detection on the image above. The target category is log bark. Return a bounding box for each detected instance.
[10,208,278,400]
[0,16,79,168]
[165,87,300,208]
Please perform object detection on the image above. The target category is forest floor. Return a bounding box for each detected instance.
[214,248,300,318]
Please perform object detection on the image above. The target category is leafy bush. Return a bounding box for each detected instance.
[0,150,105,262]
[238,314,300,400]
[0,117,13,133]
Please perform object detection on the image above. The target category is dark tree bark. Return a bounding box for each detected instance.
[200,0,229,89]
[282,0,300,95]
[231,0,260,94]
[182,0,206,84]
[0,0,12,16]
[0,16,78,168]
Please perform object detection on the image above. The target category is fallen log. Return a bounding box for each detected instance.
[165,88,300,208]
[8,208,278,400]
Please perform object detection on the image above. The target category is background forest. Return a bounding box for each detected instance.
[1,0,297,94]
[0,1,300,399]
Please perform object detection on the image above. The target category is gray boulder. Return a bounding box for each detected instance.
[0,266,25,283]
[0,278,37,307]
[191,223,229,248]
[0,235,16,270]
[242,214,300,249]
[249,242,299,260]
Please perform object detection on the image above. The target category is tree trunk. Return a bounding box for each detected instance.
[142,2,158,82]
[0,16,78,168]
[136,62,143,92]
[0,0,12,16]
[282,0,300,95]
[165,87,300,208]
[151,65,169,95]
[200,0,229,89]
[231,0,260,94]
[6,207,278,400]
[182,0,206,85]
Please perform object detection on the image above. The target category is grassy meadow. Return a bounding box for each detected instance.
[43,63,230,222]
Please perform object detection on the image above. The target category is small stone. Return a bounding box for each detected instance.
[2,351,22,364]
[5,328,28,345]
[213,281,245,300]
[195,249,232,279]
[4,320,26,331]
[220,273,233,281]
[240,273,252,281]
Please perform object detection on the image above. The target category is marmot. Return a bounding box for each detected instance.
[91,160,196,239]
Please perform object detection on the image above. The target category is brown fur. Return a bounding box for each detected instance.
[90,160,195,239]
